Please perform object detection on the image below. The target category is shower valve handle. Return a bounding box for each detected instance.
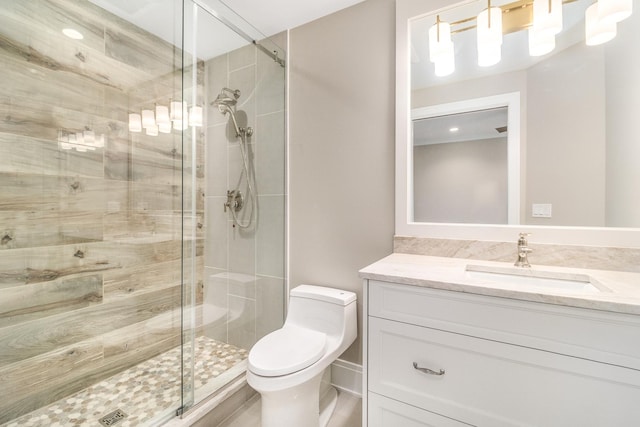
[224,190,243,213]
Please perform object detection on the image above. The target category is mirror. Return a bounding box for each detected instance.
[412,93,520,224]
[396,0,640,247]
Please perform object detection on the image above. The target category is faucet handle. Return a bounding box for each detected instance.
[519,232,531,238]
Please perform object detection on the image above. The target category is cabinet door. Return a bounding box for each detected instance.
[368,317,640,426]
[368,392,469,427]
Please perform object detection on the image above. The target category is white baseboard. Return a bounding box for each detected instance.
[331,359,362,397]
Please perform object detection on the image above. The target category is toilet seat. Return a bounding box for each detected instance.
[248,325,327,377]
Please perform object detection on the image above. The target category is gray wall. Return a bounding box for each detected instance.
[414,138,508,224]
[203,34,286,352]
[289,0,396,364]
[526,42,606,227]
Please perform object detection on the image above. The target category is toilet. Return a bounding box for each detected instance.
[246,285,357,427]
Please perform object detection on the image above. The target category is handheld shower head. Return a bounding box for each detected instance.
[210,87,247,138]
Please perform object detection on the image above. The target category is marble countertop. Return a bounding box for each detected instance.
[359,253,640,315]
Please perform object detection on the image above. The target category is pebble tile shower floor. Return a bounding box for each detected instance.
[3,337,247,427]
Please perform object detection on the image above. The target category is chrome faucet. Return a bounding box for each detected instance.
[514,232,532,268]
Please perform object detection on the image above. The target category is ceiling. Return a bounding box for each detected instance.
[413,107,508,146]
[90,0,366,60]
[221,0,367,36]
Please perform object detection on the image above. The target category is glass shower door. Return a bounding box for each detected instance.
[180,0,287,412]
[0,0,187,425]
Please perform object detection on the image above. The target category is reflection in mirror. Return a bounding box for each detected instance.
[408,0,640,228]
[413,107,508,224]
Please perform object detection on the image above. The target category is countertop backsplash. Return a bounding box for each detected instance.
[394,236,640,274]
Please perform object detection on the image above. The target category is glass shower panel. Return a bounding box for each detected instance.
[0,0,185,424]
[182,0,287,409]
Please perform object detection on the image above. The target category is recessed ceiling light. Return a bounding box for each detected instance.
[62,28,84,40]
[449,127,459,132]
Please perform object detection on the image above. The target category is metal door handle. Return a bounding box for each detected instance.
[413,362,445,376]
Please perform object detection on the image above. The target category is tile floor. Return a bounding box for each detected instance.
[218,389,362,427]
[2,337,247,427]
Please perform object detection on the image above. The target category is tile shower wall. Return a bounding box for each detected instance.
[0,1,204,423]
[203,36,286,350]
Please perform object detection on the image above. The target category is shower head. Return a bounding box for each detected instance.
[211,87,240,109]
[212,93,237,108]
[211,88,244,137]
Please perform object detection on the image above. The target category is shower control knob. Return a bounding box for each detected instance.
[224,190,243,213]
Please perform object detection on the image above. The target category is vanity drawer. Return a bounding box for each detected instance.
[368,392,468,427]
[368,280,640,369]
[368,316,640,426]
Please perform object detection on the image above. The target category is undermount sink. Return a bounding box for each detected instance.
[465,264,609,293]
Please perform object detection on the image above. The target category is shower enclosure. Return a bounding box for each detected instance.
[0,0,286,425]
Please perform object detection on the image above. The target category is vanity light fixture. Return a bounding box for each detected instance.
[597,0,633,24]
[533,0,563,36]
[427,0,632,76]
[170,101,185,121]
[428,15,455,76]
[155,105,170,125]
[145,124,159,136]
[189,106,203,127]
[477,0,503,67]
[141,109,156,129]
[158,121,172,134]
[449,127,460,132]
[128,113,142,132]
[128,101,201,135]
[58,128,105,151]
[585,2,617,45]
[528,26,556,56]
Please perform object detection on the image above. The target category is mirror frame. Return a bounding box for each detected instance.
[396,0,640,248]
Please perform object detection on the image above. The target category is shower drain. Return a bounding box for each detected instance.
[98,409,128,426]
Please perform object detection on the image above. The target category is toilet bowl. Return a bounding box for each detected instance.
[246,285,357,427]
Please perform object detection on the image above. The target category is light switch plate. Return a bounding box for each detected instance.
[532,203,552,218]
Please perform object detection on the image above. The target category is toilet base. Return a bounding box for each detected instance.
[259,371,340,427]
[319,385,338,427]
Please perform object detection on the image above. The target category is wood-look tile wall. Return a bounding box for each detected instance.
[0,0,204,422]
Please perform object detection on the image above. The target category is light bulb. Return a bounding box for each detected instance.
[434,44,455,76]
[428,19,453,63]
[156,105,170,124]
[129,113,142,132]
[146,125,159,136]
[159,122,172,133]
[586,3,617,46]
[598,0,632,25]
[141,109,155,128]
[533,0,563,36]
[477,6,503,67]
[478,43,501,67]
[170,101,185,121]
[528,27,556,56]
[189,106,203,127]
[173,120,188,131]
[83,130,95,145]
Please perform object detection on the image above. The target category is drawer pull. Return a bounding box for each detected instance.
[413,362,445,376]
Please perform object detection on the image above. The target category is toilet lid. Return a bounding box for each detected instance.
[248,325,327,377]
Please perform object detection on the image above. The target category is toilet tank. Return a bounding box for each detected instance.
[285,285,357,337]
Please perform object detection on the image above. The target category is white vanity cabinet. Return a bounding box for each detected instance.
[363,279,640,427]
